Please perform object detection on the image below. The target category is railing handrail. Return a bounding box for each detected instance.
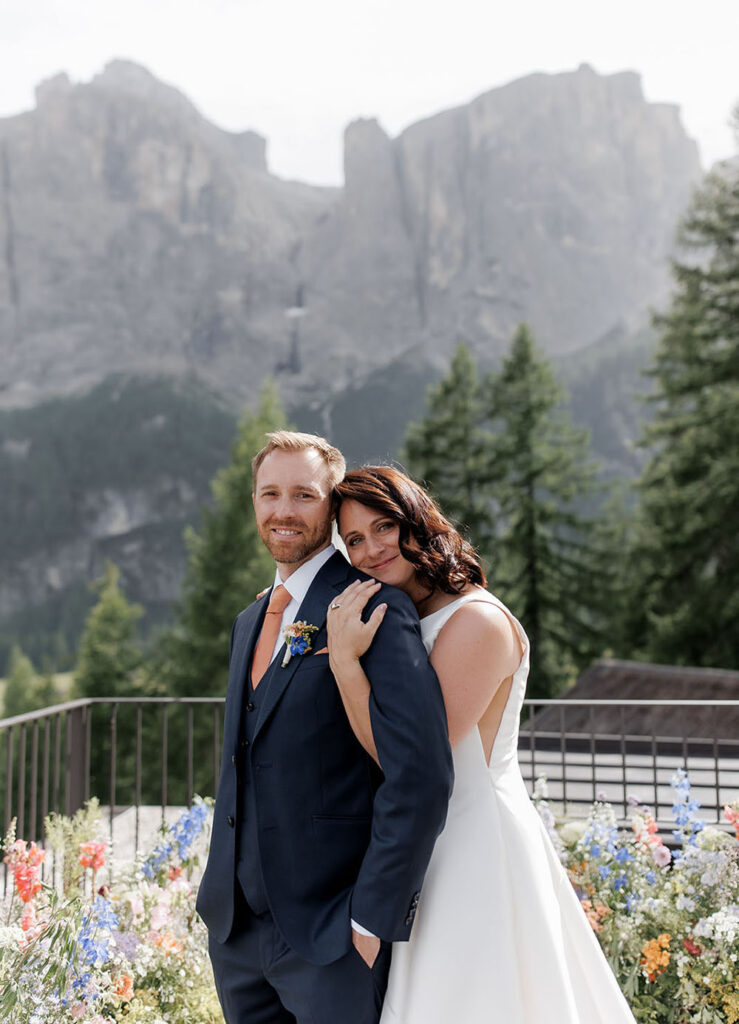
[523,699,739,707]
[2,695,738,731]
[0,696,227,730]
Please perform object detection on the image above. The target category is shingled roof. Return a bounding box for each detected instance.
[526,659,739,741]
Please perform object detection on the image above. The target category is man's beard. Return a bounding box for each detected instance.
[258,517,332,565]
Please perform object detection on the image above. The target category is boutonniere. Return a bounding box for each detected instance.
[281,621,319,667]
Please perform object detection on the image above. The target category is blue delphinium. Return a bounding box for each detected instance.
[290,636,310,656]
[77,896,119,966]
[171,800,210,861]
[142,798,210,877]
[670,768,705,847]
[141,840,173,879]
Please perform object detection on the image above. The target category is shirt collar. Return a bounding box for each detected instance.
[273,544,336,607]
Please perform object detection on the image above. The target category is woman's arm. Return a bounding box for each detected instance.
[328,583,522,756]
[327,579,386,765]
[429,601,522,748]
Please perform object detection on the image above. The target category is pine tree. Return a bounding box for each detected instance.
[75,562,143,699]
[403,326,615,698]
[403,344,496,546]
[483,325,609,698]
[635,130,739,668]
[73,561,144,801]
[158,384,286,699]
[3,645,38,718]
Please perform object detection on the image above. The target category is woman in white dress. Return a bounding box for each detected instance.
[326,466,636,1024]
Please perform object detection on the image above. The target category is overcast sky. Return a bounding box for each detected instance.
[1,0,737,185]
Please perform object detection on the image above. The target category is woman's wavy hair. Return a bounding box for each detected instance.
[335,466,487,595]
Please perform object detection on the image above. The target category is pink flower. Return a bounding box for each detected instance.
[150,902,171,931]
[20,903,36,932]
[652,845,672,867]
[724,804,739,841]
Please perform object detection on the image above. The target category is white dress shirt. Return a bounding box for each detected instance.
[264,543,376,939]
[268,544,336,663]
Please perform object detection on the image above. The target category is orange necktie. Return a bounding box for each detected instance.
[251,585,292,687]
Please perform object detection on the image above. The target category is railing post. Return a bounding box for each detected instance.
[65,707,87,816]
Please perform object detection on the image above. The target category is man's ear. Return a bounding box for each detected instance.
[252,492,256,510]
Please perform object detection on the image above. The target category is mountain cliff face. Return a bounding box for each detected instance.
[302,65,698,388]
[0,60,699,411]
[0,60,333,409]
[0,61,702,668]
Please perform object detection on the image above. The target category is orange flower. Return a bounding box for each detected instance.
[168,865,183,881]
[115,974,134,1001]
[154,931,182,956]
[4,841,46,904]
[641,933,671,981]
[79,841,106,871]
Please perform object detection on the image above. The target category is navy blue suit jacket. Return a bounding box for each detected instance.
[196,551,453,965]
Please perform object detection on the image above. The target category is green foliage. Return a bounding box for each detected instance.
[0,373,238,672]
[485,325,615,696]
[3,646,36,719]
[404,326,619,697]
[44,798,104,895]
[75,563,144,700]
[156,383,287,700]
[74,563,145,802]
[403,343,496,546]
[634,139,739,669]
[2,645,63,719]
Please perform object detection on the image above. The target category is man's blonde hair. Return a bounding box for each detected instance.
[252,430,346,490]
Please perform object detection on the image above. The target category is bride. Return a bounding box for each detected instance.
[326,465,636,1023]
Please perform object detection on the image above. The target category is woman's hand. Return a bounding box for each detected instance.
[327,579,387,669]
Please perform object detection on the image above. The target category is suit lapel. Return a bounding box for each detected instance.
[223,592,269,755]
[254,552,352,740]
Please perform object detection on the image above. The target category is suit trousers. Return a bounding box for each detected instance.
[208,885,391,1024]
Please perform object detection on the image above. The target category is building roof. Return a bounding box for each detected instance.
[524,659,739,741]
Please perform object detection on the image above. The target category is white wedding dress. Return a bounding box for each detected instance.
[380,590,636,1024]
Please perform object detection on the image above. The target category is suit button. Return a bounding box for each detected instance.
[241,738,250,748]
[231,754,237,765]
[246,702,255,712]
[226,816,235,828]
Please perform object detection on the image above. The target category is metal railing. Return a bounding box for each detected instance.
[1,697,737,866]
[520,699,739,827]
[0,697,225,858]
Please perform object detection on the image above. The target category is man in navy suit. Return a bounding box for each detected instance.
[196,430,453,1023]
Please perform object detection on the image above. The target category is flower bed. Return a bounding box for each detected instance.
[0,771,737,1023]
[0,798,222,1023]
[535,770,739,1023]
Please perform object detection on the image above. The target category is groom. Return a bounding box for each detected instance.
[196,430,453,1024]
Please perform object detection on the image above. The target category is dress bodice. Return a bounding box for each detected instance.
[420,588,531,774]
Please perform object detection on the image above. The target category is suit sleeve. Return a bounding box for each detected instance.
[350,586,454,941]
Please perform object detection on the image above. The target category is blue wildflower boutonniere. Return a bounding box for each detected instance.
[282,621,319,667]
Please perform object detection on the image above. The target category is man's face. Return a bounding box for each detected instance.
[252,448,333,573]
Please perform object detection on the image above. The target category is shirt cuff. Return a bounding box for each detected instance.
[351,918,378,938]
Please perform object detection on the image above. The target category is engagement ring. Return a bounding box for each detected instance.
[330,602,341,610]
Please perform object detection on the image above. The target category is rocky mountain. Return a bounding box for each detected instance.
[0,60,702,670]
[1,60,699,411]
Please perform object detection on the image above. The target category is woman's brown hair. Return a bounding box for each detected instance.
[335,466,487,594]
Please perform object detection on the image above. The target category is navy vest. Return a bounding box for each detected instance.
[235,661,274,913]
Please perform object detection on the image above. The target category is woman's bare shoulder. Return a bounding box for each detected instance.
[433,597,520,667]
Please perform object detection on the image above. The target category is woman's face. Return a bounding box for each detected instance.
[338,499,417,592]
